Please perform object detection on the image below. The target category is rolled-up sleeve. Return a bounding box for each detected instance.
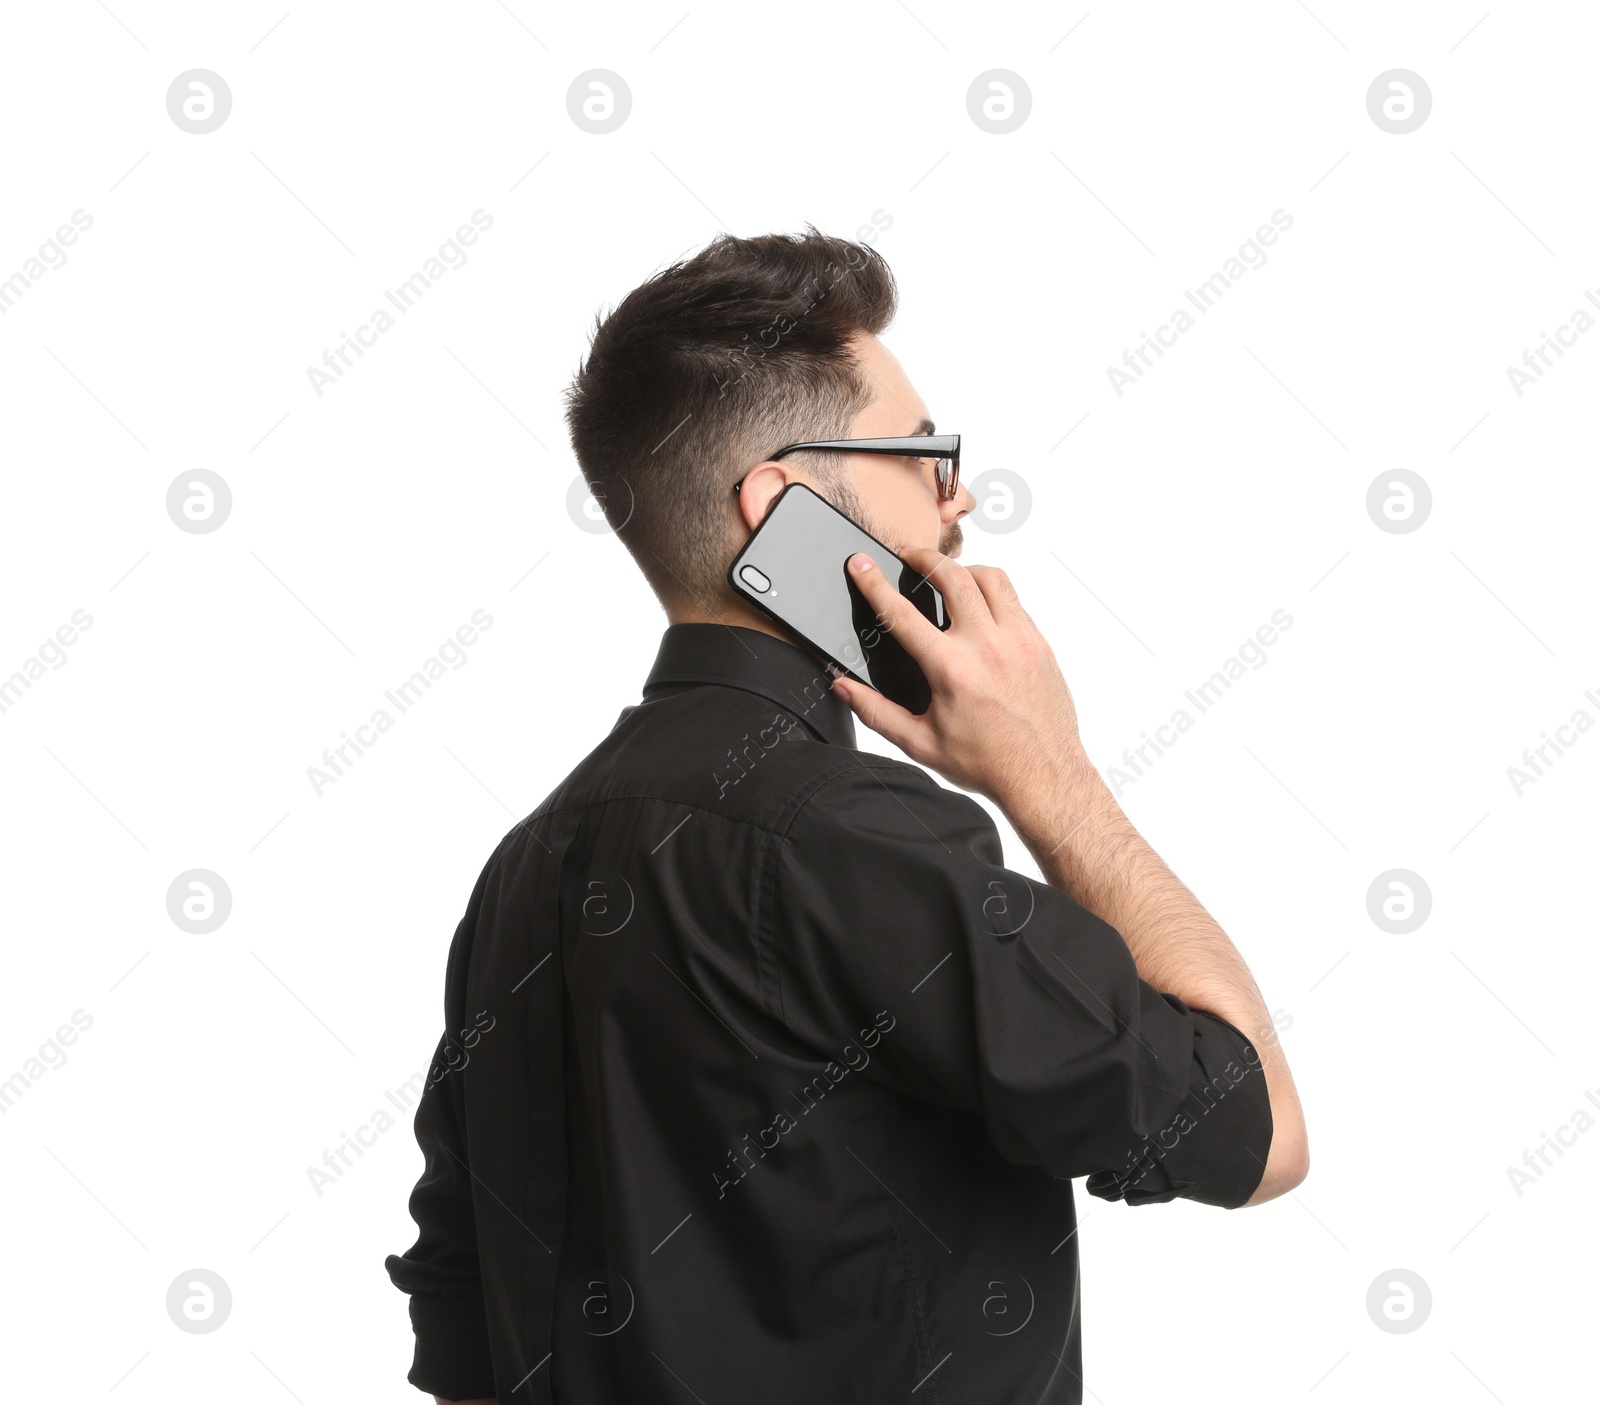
[770,758,1272,1210]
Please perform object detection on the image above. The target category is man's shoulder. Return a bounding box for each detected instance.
[492,681,985,844]
[477,681,851,840]
[774,747,995,845]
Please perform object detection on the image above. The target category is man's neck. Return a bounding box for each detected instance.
[664,599,791,645]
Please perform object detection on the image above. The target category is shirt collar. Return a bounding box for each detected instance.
[643,624,857,749]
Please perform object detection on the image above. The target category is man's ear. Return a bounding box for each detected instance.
[735,462,793,533]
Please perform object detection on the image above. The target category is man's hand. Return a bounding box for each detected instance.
[830,548,1091,811]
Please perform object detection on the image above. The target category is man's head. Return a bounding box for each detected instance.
[564,228,973,623]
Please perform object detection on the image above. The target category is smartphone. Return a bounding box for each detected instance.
[727,483,949,714]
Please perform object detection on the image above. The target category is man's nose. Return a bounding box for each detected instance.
[945,479,976,519]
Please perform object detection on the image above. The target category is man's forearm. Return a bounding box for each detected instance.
[825,550,1308,1203]
[999,752,1309,1204]
[1008,756,1265,1018]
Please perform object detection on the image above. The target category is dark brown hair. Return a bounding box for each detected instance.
[563,227,897,608]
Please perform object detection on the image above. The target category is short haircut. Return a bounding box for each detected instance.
[563,227,897,608]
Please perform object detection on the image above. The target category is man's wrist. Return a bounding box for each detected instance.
[994,749,1122,871]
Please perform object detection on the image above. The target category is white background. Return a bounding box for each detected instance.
[2,1,1596,1399]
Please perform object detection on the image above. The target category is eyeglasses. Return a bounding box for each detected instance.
[735,434,961,502]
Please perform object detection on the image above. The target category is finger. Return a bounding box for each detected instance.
[831,674,927,756]
[896,546,995,631]
[844,553,946,659]
[966,565,1030,626]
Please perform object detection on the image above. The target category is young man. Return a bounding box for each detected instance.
[386,229,1308,1404]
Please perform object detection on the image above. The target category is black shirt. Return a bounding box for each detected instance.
[385,624,1272,1403]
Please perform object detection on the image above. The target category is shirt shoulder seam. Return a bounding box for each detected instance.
[500,789,804,843]
[769,751,945,838]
